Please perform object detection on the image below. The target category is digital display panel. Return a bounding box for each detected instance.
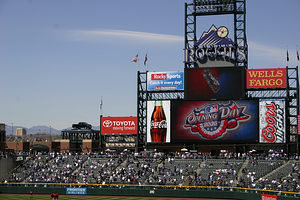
[259,99,286,143]
[171,100,258,143]
[184,67,245,100]
[101,116,137,135]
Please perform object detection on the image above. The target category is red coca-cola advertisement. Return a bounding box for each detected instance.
[147,100,171,143]
[101,116,137,135]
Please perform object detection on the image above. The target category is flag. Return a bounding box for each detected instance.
[100,98,102,110]
[99,97,103,112]
[131,54,139,62]
[297,49,299,61]
[287,49,289,62]
[144,53,148,66]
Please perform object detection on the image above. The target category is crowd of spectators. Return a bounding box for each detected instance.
[1,150,300,193]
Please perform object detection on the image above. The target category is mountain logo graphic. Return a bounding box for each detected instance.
[194,24,234,46]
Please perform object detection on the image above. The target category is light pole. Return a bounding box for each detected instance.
[50,126,52,141]
[11,123,13,135]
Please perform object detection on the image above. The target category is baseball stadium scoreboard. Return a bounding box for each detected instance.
[145,68,288,145]
[136,0,299,152]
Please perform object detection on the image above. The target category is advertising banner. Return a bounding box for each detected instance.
[184,67,245,100]
[101,116,137,135]
[259,99,286,143]
[298,115,300,135]
[172,100,258,143]
[147,71,184,91]
[261,194,277,200]
[246,68,286,89]
[147,100,171,143]
[66,188,87,195]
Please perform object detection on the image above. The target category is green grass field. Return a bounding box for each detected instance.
[0,195,190,200]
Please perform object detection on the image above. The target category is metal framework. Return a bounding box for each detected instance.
[247,66,299,152]
[185,0,247,69]
[61,129,100,140]
[136,71,184,151]
[104,135,136,149]
[137,0,248,151]
[137,0,299,153]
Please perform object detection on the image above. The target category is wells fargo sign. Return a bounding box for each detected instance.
[246,68,286,89]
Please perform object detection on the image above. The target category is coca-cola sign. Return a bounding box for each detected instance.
[172,100,258,143]
[259,99,286,143]
[147,100,171,143]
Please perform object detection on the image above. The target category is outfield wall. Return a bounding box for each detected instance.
[0,184,298,200]
[0,158,18,178]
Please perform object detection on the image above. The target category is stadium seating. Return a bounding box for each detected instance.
[2,151,299,193]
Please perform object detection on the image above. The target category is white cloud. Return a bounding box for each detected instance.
[248,41,285,62]
[248,41,299,68]
[62,29,183,44]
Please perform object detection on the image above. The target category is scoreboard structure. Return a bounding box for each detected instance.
[137,0,299,154]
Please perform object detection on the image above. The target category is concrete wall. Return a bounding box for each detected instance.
[0,157,17,179]
[0,186,296,200]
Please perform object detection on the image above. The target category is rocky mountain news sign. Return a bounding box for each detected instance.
[147,71,184,91]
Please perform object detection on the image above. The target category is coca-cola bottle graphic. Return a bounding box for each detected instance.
[150,101,167,142]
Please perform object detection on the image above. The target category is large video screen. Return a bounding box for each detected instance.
[184,67,245,100]
[101,116,137,135]
[259,99,286,143]
[171,100,258,143]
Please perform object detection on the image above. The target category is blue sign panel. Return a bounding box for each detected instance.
[147,71,184,91]
[66,188,87,195]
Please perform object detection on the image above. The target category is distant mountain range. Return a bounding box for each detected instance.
[4,125,101,136]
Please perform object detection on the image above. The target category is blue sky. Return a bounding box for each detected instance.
[0,0,299,130]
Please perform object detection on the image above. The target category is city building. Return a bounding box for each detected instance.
[16,128,27,136]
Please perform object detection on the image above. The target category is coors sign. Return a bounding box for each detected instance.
[150,101,167,142]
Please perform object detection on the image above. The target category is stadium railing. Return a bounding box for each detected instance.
[0,182,299,199]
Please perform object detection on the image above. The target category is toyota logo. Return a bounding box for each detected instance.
[103,120,112,127]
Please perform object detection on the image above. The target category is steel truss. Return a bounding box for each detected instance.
[185,0,247,68]
[104,135,136,149]
[247,66,299,147]
[137,0,299,153]
[136,71,184,151]
[137,0,248,151]
[61,129,100,140]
